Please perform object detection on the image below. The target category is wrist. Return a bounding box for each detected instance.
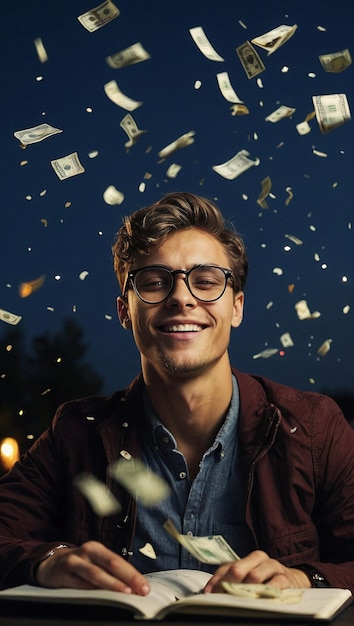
[296,565,330,588]
[35,544,70,583]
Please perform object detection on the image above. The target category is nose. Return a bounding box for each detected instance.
[165,273,197,308]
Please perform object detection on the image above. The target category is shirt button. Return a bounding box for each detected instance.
[161,436,170,444]
[179,471,187,479]
[186,531,193,536]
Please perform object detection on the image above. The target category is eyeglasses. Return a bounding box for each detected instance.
[126,265,235,304]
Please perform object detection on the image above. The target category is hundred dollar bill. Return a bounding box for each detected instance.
[319,49,352,73]
[103,185,124,205]
[236,41,265,79]
[120,113,146,148]
[257,176,271,208]
[251,24,298,55]
[158,131,195,159]
[74,473,121,516]
[77,0,119,32]
[163,519,240,564]
[109,457,170,506]
[189,26,224,61]
[216,72,248,113]
[106,42,150,68]
[265,105,296,122]
[34,37,48,63]
[104,80,142,111]
[51,152,85,180]
[312,93,351,133]
[14,123,63,146]
[0,309,22,325]
[19,274,46,298]
[212,149,259,180]
[296,110,316,135]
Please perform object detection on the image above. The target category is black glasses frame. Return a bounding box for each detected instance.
[126,265,235,304]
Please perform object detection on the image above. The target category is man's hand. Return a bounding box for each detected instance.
[36,541,150,595]
[204,550,311,593]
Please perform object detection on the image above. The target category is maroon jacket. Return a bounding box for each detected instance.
[0,369,354,591]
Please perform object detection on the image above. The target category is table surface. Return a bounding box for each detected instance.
[0,603,353,626]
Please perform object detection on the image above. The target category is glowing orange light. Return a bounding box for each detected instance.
[0,437,20,471]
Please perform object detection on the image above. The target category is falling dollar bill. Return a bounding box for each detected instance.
[0,309,22,325]
[212,149,259,180]
[312,93,351,134]
[236,41,265,79]
[106,42,151,68]
[34,37,48,63]
[103,185,124,205]
[251,24,298,55]
[253,348,278,360]
[120,113,146,148]
[77,0,119,32]
[19,275,46,298]
[51,152,85,180]
[319,49,352,73]
[74,473,121,516]
[257,176,272,208]
[158,131,195,159]
[295,300,321,320]
[265,105,296,122]
[317,339,332,356]
[163,519,240,564]
[216,72,248,114]
[285,233,302,245]
[109,457,170,506]
[104,80,142,111]
[280,332,294,348]
[14,123,63,146]
[189,26,224,61]
[166,163,182,178]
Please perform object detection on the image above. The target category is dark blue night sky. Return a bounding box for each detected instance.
[1,0,353,401]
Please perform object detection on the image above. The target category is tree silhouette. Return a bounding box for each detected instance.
[0,318,103,466]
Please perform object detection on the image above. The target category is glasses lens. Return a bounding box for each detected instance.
[189,266,227,301]
[134,268,172,302]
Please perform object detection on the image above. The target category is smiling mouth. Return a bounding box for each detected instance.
[159,323,205,333]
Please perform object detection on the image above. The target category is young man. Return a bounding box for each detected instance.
[0,192,354,594]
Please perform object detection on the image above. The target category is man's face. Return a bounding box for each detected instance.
[118,227,244,379]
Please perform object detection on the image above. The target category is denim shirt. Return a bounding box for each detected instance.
[130,375,255,573]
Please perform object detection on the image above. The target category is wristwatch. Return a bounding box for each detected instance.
[297,565,330,588]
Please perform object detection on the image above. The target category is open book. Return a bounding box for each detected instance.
[0,569,351,621]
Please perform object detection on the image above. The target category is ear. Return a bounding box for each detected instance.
[117,296,132,330]
[231,291,244,328]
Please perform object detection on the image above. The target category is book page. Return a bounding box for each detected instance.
[158,588,352,621]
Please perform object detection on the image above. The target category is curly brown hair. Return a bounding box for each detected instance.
[112,192,248,294]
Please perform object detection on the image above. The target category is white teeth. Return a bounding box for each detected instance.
[166,323,202,332]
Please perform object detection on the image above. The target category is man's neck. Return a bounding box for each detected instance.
[142,358,234,455]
